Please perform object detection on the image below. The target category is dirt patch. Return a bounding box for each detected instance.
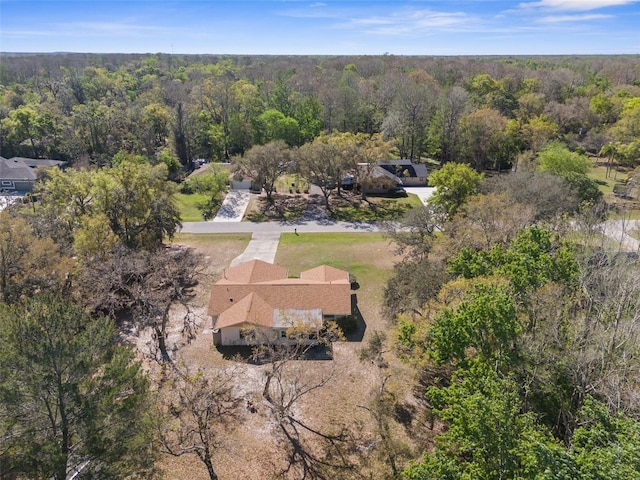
[152,233,425,479]
[244,192,308,221]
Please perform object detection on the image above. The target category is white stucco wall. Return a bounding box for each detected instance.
[220,326,241,345]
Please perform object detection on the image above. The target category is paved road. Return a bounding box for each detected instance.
[180,187,640,261]
[182,185,435,234]
[187,187,387,263]
[193,187,386,263]
[179,218,381,234]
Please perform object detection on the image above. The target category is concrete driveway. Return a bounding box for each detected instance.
[213,189,252,222]
[404,186,436,206]
[230,231,281,266]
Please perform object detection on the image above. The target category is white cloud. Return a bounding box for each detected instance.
[344,8,477,35]
[519,0,639,11]
[279,4,478,33]
[537,13,612,21]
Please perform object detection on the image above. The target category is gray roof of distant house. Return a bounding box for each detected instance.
[10,157,66,168]
[372,166,404,183]
[0,157,38,181]
[379,159,428,178]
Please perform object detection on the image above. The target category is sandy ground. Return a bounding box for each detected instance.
[147,232,422,480]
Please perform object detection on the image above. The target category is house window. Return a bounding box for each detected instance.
[1,181,13,186]
[280,330,287,339]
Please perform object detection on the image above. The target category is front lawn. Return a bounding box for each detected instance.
[275,174,309,194]
[587,164,627,198]
[278,232,394,288]
[175,192,211,222]
[587,165,640,219]
[243,193,307,221]
[329,193,423,221]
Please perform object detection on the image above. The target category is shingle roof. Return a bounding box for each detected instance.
[215,292,275,329]
[209,261,352,329]
[0,158,37,181]
[9,157,66,168]
[301,265,350,283]
[371,165,402,183]
[219,259,288,284]
[379,161,428,179]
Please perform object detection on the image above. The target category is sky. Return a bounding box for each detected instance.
[1,0,639,56]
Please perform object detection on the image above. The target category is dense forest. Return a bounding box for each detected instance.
[1,53,639,170]
[1,53,640,480]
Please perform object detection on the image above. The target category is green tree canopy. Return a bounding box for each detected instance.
[403,362,571,480]
[253,108,301,146]
[610,97,640,143]
[234,140,291,202]
[571,396,640,480]
[535,142,602,206]
[427,162,483,216]
[520,114,559,153]
[36,158,181,251]
[427,284,520,366]
[0,211,72,304]
[0,295,156,480]
[537,141,591,176]
[448,226,578,296]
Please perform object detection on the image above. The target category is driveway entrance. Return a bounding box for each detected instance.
[213,190,252,222]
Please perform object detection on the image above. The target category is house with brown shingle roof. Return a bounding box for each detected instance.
[208,259,352,346]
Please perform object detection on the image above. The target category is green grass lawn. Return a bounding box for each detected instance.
[278,232,393,283]
[275,174,308,194]
[587,165,640,219]
[587,164,627,197]
[330,193,423,222]
[176,192,210,222]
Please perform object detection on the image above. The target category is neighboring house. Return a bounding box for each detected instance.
[0,156,66,193]
[356,163,404,195]
[0,156,37,193]
[13,157,66,169]
[208,259,352,346]
[378,159,429,187]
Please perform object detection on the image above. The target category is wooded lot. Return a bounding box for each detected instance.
[1,53,640,479]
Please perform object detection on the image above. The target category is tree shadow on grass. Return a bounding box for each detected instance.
[245,193,306,222]
[329,194,414,222]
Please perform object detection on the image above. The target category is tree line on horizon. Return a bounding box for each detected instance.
[2,52,640,480]
[1,53,639,173]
